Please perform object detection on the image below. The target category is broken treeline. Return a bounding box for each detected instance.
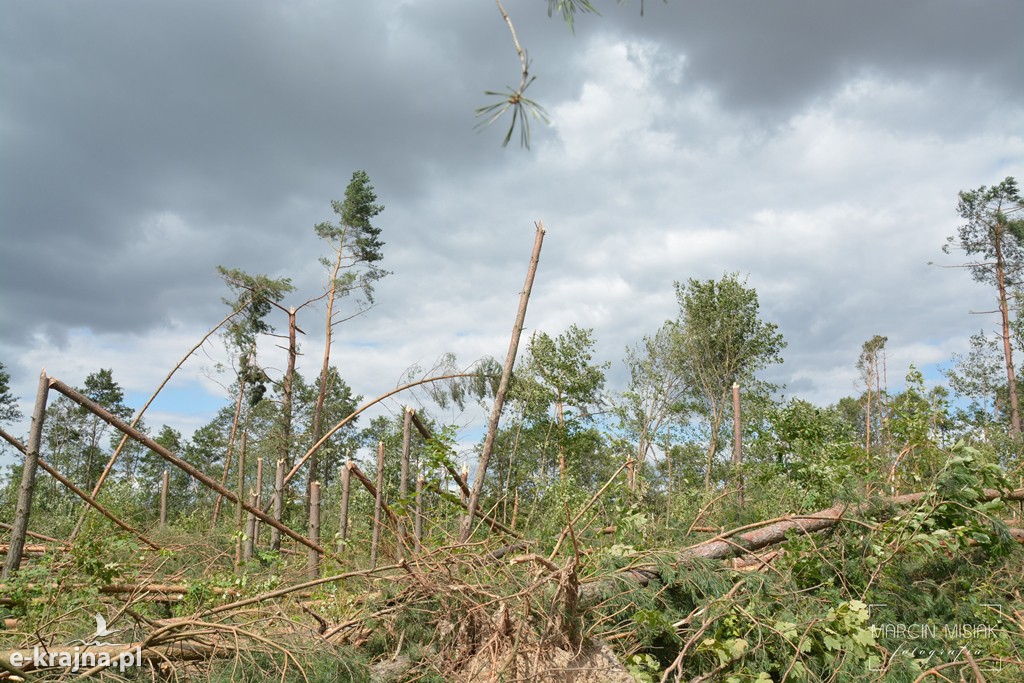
[2,224,1024,682]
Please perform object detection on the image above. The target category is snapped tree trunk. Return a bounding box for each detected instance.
[307,481,321,580]
[370,441,385,569]
[398,407,412,561]
[461,222,545,542]
[338,460,352,551]
[271,459,285,551]
[159,469,169,529]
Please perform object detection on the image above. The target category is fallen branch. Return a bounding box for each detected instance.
[582,487,1024,599]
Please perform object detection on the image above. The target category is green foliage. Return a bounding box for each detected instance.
[548,0,600,31]
[475,81,550,149]
[70,527,138,585]
[625,652,660,682]
[674,273,786,395]
[0,360,21,424]
[763,398,862,509]
[314,169,388,306]
[421,424,458,476]
[944,176,1024,287]
[216,267,294,406]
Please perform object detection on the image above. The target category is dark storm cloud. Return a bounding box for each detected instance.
[0,1,510,345]
[597,0,1024,112]
[0,0,1019,420]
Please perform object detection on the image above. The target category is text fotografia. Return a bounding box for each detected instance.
[871,623,996,640]
[8,645,143,673]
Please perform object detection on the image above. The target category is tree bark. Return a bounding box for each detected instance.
[732,382,743,507]
[370,441,385,569]
[159,469,169,529]
[243,493,257,562]
[308,481,320,579]
[254,456,263,547]
[415,474,424,553]
[271,459,285,551]
[279,306,298,513]
[398,407,412,560]
[308,235,345,516]
[995,232,1022,438]
[3,371,49,579]
[461,222,545,542]
[338,460,352,551]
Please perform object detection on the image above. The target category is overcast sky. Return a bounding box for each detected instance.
[1,1,1022,457]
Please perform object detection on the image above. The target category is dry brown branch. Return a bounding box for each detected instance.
[199,563,405,618]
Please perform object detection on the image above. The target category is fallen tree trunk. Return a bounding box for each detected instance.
[0,640,223,675]
[583,487,1024,597]
[0,427,161,550]
[0,522,62,545]
[0,544,48,557]
[48,378,325,557]
[677,487,1024,562]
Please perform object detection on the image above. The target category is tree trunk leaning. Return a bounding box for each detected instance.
[48,378,327,556]
[0,427,160,550]
[461,222,545,542]
[2,371,49,580]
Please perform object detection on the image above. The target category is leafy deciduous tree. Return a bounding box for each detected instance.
[512,325,607,479]
[0,362,21,425]
[673,274,786,490]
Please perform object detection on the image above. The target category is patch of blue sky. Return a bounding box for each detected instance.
[124,384,226,419]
